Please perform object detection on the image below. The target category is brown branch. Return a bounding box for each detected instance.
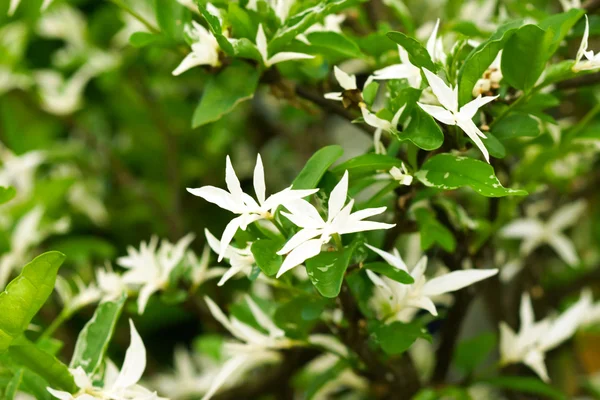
[556,72,600,90]
[584,0,600,13]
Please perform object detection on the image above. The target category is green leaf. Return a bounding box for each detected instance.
[305,243,357,298]
[9,337,76,393]
[482,376,567,400]
[457,20,522,105]
[386,31,436,71]
[501,25,547,93]
[4,369,24,400]
[251,239,283,277]
[479,132,506,158]
[362,81,379,106]
[363,262,414,284]
[538,9,585,58]
[129,32,163,48]
[369,320,429,355]
[198,4,234,55]
[332,153,404,178]
[70,294,127,375]
[0,252,66,353]
[274,297,328,337]
[292,145,344,190]
[194,334,224,361]
[0,187,16,205]
[192,61,259,128]
[453,332,497,374]
[305,31,362,58]
[414,208,456,252]
[492,113,540,139]
[155,0,189,40]
[399,106,444,150]
[415,154,528,197]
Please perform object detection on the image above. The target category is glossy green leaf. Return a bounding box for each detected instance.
[70,294,127,375]
[369,320,429,355]
[538,9,585,58]
[399,106,444,150]
[9,337,76,393]
[251,239,284,277]
[386,31,436,71]
[415,154,528,197]
[480,132,506,158]
[292,145,344,190]
[363,262,414,284]
[454,332,497,374]
[0,252,66,353]
[332,153,404,178]
[129,32,163,48]
[492,113,540,139]
[414,208,456,252]
[192,61,259,127]
[198,3,234,55]
[305,31,362,58]
[501,25,548,93]
[305,243,357,298]
[482,376,567,400]
[0,187,16,205]
[274,297,328,337]
[457,20,522,105]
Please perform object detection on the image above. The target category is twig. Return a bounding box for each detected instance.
[584,0,600,12]
[556,72,600,90]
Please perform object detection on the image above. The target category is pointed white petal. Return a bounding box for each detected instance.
[216,264,246,286]
[277,228,321,255]
[333,66,357,90]
[576,15,589,64]
[422,68,457,112]
[200,355,249,400]
[47,388,73,400]
[266,52,314,67]
[460,95,498,120]
[365,244,408,271]
[499,322,518,362]
[225,156,245,204]
[457,118,490,163]
[253,154,266,206]
[520,292,535,330]
[186,186,240,213]
[417,103,455,125]
[373,64,415,80]
[328,171,349,220]
[546,200,586,232]
[324,92,343,100]
[423,269,497,296]
[218,217,243,261]
[113,320,146,390]
[256,24,268,63]
[137,282,160,314]
[361,107,393,131]
[426,19,441,60]
[204,296,237,336]
[172,53,204,76]
[276,238,323,278]
[500,219,545,238]
[409,296,438,316]
[366,270,394,297]
[263,188,319,212]
[337,220,395,235]
[540,291,591,350]
[547,233,579,266]
[523,350,549,382]
[245,295,284,337]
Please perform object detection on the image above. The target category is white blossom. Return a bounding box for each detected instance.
[276,171,395,277]
[297,14,346,44]
[360,105,404,134]
[324,66,357,102]
[255,24,314,68]
[372,46,422,88]
[471,49,503,97]
[365,244,497,323]
[55,275,102,315]
[187,154,317,261]
[204,229,254,286]
[0,146,45,199]
[389,164,413,186]
[500,291,591,381]
[187,242,227,290]
[173,22,221,76]
[573,15,600,72]
[426,19,446,65]
[418,68,498,162]
[47,320,167,400]
[560,0,581,11]
[499,200,586,266]
[117,234,195,314]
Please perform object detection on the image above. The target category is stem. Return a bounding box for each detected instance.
[39,309,71,341]
[107,0,161,34]
[365,181,398,208]
[565,102,600,141]
[489,94,526,129]
[268,214,288,237]
[333,233,343,250]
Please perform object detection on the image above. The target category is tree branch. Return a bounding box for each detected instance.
[556,72,600,90]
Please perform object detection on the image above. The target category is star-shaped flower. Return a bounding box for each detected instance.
[418,68,498,162]
[365,244,497,323]
[205,229,255,286]
[573,15,600,72]
[324,66,364,108]
[499,200,586,266]
[372,46,422,88]
[500,291,591,381]
[276,171,395,277]
[187,154,318,261]
[426,19,446,65]
[173,21,221,76]
[255,24,314,68]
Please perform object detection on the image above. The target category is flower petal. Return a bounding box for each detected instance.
[172,53,204,76]
[328,171,349,220]
[576,15,589,64]
[546,200,586,232]
[417,103,455,125]
[245,295,285,337]
[422,68,457,112]
[324,92,343,100]
[253,154,266,206]
[361,107,393,131]
[277,228,321,255]
[186,186,240,213]
[219,216,243,262]
[523,350,549,382]
[256,24,268,63]
[113,320,146,390]
[365,244,408,271]
[499,219,544,239]
[456,117,490,163]
[333,66,357,90]
[460,95,498,120]
[276,238,323,278]
[426,19,441,60]
[225,156,245,205]
[200,355,249,400]
[267,52,314,67]
[547,233,579,266]
[422,268,497,296]
[520,292,535,331]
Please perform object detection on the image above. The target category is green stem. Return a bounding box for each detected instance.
[333,233,343,250]
[107,0,161,34]
[268,214,288,237]
[38,309,71,341]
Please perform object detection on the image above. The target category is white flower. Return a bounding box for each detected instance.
[302,353,367,399]
[389,164,413,186]
[55,275,102,315]
[573,15,600,72]
[200,296,295,400]
[324,66,358,101]
[418,68,498,162]
[560,0,582,11]
[0,146,45,199]
[365,244,497,323]
[471,50,503,97]
[360,105,404,134]
[205,229,255,286]
[499,200,586,266]
[96,264,129,301]
[372,46,422,89]
[173,21,221,76]
[297,14,346,44]
[276,171,395,277]
[426,19,446,65]
[255,24,314,68]
[117,234,195,314]
[187,154,317,261]
[48,320,167,400]
[187,242,227,290]
[500,291,591,382]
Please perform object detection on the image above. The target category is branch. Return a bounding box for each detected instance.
[584,0,600,12]
[556,72,600,90]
